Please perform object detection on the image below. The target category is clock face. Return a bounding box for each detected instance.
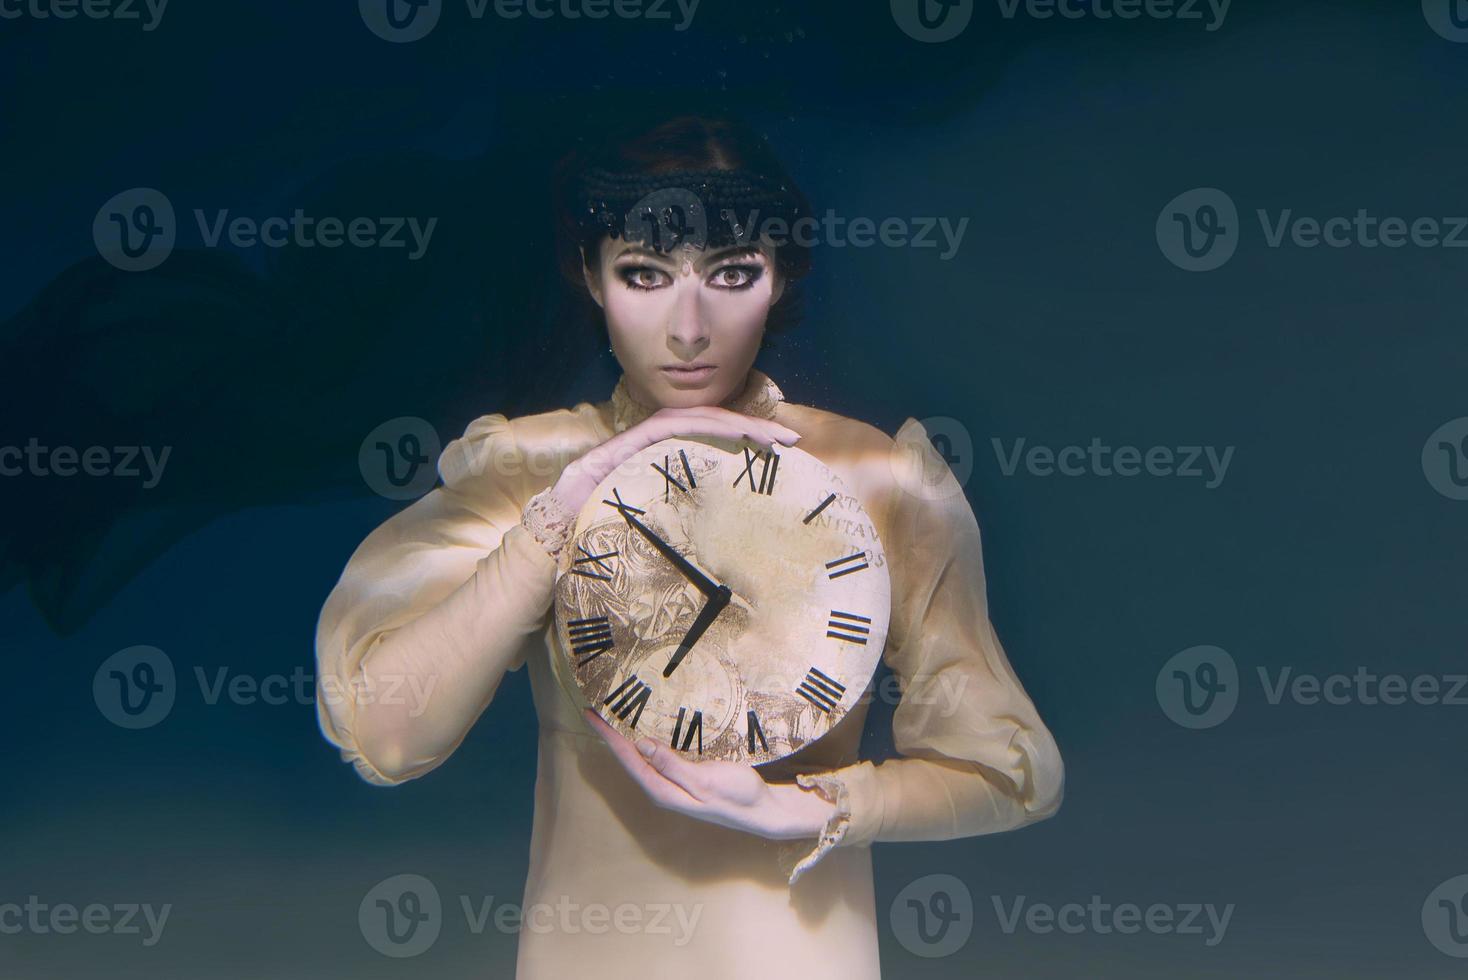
[552,436,891,765]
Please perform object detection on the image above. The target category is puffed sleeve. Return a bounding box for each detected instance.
[786,417,1064,883]
[314,412,561,786]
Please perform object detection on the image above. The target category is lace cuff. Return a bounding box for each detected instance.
[779,772,855,886]
[519,486,577,563]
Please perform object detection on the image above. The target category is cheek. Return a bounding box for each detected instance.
[602,283,672,338]
[701,283,774,335]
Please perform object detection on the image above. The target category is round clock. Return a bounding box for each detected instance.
[552,435,892,765]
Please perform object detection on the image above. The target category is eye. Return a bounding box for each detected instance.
[708,264,763,291]
[619,266,671,291]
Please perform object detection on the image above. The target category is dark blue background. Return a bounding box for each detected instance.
[4,1,1467,976]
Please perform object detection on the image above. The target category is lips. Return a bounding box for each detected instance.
[661,364,716,380]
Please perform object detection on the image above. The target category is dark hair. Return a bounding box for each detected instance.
[550,113,812,345]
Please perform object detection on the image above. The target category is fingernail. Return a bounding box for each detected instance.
[635,739,656,758]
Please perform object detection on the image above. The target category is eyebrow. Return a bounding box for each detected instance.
[611,244,766,265]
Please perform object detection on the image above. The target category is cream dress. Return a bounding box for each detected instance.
[314,368,1064,978]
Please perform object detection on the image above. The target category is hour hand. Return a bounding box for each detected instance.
[663,585,731,678]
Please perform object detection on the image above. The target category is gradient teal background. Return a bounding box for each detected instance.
[4,1,1468,976]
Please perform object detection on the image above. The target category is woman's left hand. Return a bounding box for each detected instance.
[585,708,835,840]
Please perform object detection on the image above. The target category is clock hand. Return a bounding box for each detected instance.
[619,510,721,599]
[663,584,731,678]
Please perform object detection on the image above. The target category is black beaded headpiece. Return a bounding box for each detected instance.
[573,166,808,253]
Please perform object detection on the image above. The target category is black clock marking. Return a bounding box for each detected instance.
[826,551,869,579]
[652,450,698,501]
[603,675,651,728]
[733,445,779,495]
[746,710,769,754]
[796,667,846,714]
[567,615,616,666]
[827,610,872,645]
[570,546,618,581]
[601,487,646,518]
[803,492,837,524]
[671,706,704,754]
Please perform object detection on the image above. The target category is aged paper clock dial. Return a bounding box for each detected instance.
[553,436,891,764]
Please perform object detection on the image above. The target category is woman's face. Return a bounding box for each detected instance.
[582,236,785,409]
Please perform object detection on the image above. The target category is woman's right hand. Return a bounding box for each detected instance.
[550,407,801,517]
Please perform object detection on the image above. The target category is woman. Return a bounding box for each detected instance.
[314,114,1064,977]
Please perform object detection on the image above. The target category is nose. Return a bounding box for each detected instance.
[665,274,709,357]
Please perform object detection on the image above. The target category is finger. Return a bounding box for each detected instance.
[584,709,702,810]
[633,736,709,800]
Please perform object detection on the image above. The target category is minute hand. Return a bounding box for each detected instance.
[620,511,721,598]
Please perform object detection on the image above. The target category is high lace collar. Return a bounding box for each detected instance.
[608,367,785,434]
